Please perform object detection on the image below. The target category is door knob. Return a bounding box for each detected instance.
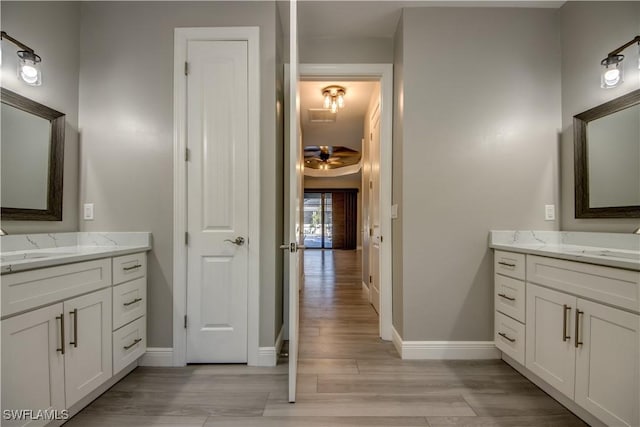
[280,243,306,252]
[225,237,245,246]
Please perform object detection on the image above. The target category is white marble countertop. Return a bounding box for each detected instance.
[490,230,640,271]
[1,232,152,274]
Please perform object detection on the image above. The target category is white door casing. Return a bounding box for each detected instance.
[369,101,381,314]
[173,27,260,367]
[186,40,249,363]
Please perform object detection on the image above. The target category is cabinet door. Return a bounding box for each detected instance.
[575,299,640,427]
[526,283,576,399]
[1,304,65,427]
[64,288,112,407]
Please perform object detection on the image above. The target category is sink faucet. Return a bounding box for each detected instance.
[0,228,6,236]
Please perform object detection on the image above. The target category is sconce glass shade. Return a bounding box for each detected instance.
[17,50,42,86]
[323,93,331,109]
[600,54,623,89]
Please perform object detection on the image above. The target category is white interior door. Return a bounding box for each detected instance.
[369,102,381,314]
[286,0,302,404]
[186,39,249,363]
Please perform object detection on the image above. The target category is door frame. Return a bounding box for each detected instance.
[299,63,393,341]
[172,27,261,366]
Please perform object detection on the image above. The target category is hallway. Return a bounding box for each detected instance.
[67,250,587,427]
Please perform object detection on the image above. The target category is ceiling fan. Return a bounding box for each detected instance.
[303,146,361,170]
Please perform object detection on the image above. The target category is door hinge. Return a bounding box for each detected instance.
[369,275,372,283]
[370,132,373,141]
[369,181,373,189]
[184,315,188,329]
[184,61,189,76]
[369,228,373,237]
[380,236,383,243]
[185,148,191,162]
[185,232,189,245]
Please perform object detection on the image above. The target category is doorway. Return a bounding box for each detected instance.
[294,64,393,340]
[303,192,333,249]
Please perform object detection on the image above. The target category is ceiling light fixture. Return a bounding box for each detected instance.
[322,85,346,113]
[600,35,640,89]
[0,31,42,86]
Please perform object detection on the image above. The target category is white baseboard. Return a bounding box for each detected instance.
[257,325,284,367]
[139,347,174,367]
[391,327,500,360]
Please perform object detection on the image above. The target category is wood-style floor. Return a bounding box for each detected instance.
[66,250,588,427]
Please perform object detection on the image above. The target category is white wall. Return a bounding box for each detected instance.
[396,8,561,341]
[77,1,280,348]
[1,1,80,233]
[559,1,640,232]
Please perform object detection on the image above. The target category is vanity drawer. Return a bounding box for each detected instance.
[495,275,525,323]
[113,277,146,330]
[527,255,640,313]
[1,259,111,318]
[495,311,525,365]
[494,250,526,281]
[113,315,146,375]
[113,252,146,285]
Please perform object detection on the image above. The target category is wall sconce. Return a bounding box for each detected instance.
[322,85,346,113]
[600,35,640,89]
[1,31,42,86]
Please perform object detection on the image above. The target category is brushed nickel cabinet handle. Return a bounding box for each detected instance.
[56,313,65,354]
[123,297,143,307]
[498,332,516,343]
[575,310,584,348]
[562,305,571,342]
[497,293,516,301]
[498,261,516,268]
[69,308,78,347]
[123,338,142,350]
[123,264,142,271]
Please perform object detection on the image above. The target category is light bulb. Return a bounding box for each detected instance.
[17,50,42,86]
[337,93,344,108]
[323,94,331,109]
[331,100,337,113]
[600,55,624,89]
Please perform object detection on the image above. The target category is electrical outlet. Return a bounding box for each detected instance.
[83,203,94,220]
[545,204,555,221]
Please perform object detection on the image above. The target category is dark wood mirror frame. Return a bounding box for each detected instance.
[1,87,65,221]
[574,89,640,219]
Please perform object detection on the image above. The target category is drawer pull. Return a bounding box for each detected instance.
[498,332,516,343]
[123,264,142,271]
[562,304,571,342]
[123,338,142,350]
[69,308,78,347]
[575,310,584,348]
[123,297,143,307]
[497,293,515,301]
[498,261,516,268]
[56,313,65,354]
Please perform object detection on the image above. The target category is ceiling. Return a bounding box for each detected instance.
[279,1,564,39]
[300,80,378,151]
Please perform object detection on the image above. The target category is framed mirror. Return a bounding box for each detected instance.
[1,88,65,220]
[574,89,640,218]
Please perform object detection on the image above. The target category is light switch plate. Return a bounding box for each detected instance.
[83,203,94,220]
[545,204,555,221]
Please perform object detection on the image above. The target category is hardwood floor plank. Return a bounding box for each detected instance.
[263,393,476,417]
[298,358,360,375]
[203,416,429,426]
[461,392,570,417]
[64,414,207,427]
[112,373,287,393]
[427,415,590,426]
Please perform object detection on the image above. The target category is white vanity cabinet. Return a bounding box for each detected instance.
[494,249,640,427]
[1,304,66,427]
[1,251,148,426]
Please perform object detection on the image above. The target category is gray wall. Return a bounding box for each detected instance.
[392,14,405,337]
[559,1,640,232]
[77,1,280,348]
[396,8,561,341]
[299,37,394,64]
[1,2,80,234]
